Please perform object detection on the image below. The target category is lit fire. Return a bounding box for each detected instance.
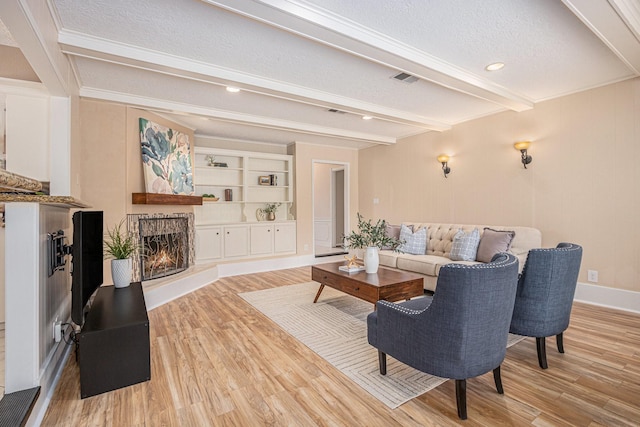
[147,249,176,270]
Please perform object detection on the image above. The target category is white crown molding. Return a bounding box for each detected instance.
[0,0,76,96]
[58,30,450,131]
[609,0,640,41]
[79,87,396,144]
[204,0,534,111]
[563,0,640,75]
[0,76,48,96]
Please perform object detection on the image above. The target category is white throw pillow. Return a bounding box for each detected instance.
[449,228,481,261]
[397,224,427,255]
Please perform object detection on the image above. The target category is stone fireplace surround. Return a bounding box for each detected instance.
[126,213,195,282]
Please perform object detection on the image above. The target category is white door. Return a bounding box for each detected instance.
[195,226,222,261]
[274,223,296,253]
[223,225,249,258]
[250,224,274,255]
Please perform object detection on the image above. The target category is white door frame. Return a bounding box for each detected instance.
[330,166,346,247]
[312,160,350,256]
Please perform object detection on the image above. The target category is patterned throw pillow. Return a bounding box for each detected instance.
[476,228,516,263]
[450,228,481,261]
[397,224,427,255]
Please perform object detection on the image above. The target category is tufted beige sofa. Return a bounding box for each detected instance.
[378,223,542,292]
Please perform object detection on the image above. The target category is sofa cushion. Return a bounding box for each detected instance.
[397,224,427,255]
[378,250,399,268]
[476,228,516,263]
[397,254,450,276]
[450,228,481,261]
[382,223,411,250]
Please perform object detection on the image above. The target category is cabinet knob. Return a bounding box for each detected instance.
[268,229,270,232]
[276,229,280,232]
[216,232,219,235]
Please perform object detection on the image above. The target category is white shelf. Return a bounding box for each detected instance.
[248,169,289,173]
[196,166,243,172]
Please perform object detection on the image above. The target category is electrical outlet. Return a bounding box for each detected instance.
[587,270,598,283]
[373,198,380,205]
[53,320,62,342]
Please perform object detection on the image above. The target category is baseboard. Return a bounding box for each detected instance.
[27,326,74,426]
[143,265,220,311]
[142,254,349,309]
[574,282,640,314]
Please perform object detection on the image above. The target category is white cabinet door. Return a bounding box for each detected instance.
[250,224,274,255]
[195,226,222,261]
[274,223,296,253]
[223,225,249,258]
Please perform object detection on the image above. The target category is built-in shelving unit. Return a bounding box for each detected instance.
[193,147,296,263]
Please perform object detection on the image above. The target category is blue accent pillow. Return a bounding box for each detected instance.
[398,224,427,255]
[449,228,481,261]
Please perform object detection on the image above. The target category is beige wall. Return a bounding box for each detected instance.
[313,163,333,219]
[359,77,640,292]
[196,135,288,155]
[79,99,195,283]
[291,142,359,256]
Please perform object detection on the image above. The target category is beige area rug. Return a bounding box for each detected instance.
[239,282,525,409]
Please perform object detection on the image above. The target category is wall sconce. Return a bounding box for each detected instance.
[437,154,451,178]
[514,141,532,168]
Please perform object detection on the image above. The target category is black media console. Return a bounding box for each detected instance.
[78,282,150,398]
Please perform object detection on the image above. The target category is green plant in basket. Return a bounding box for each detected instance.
[343,213,401,250]
[104,219,139,260]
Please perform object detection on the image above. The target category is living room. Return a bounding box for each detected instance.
[0,1,639,425]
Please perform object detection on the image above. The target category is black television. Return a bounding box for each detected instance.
[71,211,104,326]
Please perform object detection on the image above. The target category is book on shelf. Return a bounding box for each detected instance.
[338,265,365,273]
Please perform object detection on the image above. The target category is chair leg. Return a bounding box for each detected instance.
[556,332,564,353]
[378,351,387,375]
[455,379,467,420]
[536,337,548,369]
[493,366,504,394]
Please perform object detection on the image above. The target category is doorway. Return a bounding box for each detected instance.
[313,161,349,257]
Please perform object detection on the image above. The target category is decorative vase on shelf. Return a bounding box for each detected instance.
[111,258,132,288]
[364,246,379,274]
[267,212,276,221]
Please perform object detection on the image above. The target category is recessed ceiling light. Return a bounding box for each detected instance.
[485,62,505,71]
[362,115,373,120]
[226,86,240,93]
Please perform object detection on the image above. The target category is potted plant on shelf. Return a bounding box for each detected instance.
[343,213,401,273]
[257,202,282,221]
[104,219,139,288]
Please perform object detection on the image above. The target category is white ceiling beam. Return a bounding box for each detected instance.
[562,0,640,75]
[79,87,397,145]
[59,30,450,132]
[202,0,534,112]
[0,0,76,96]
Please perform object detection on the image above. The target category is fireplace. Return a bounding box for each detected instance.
[127,213,195,282]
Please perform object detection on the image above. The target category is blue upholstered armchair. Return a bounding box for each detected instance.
[509,242,583,369]
[367,253,519,420]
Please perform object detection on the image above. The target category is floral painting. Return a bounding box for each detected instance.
[139,118,194,195]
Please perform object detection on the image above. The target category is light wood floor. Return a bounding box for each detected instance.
[42,267,640,426]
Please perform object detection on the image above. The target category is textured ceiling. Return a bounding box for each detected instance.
[2,0,639,148]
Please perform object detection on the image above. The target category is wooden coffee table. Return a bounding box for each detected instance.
[311,261,424,307]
